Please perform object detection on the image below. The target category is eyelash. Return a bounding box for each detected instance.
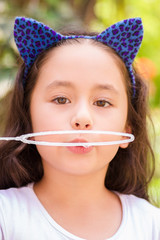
[93,100,111,108]
[52,97,112,107]
[52,96,71,105]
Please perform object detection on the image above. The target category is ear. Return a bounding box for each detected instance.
[96,18,143,87]
[14,17,63,81]
[119,125,132,149]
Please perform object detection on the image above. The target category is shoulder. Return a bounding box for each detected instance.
[121,193,160,215]
[118,192,160,238]
[0,184,34,218]
[0,184,33,205]
[0,184,37,238]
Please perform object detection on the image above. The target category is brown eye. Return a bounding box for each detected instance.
[94,100,110,107]
[53,97,70,104]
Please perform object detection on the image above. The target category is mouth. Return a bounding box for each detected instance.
[67,138,93,154]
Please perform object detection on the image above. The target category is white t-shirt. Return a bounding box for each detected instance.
[0,184,160,240]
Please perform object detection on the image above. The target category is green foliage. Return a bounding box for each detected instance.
[148,108,160,206]
[149,178,160,207]
[151,109,160,178]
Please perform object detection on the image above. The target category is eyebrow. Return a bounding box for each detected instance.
[46,80,74,90]
[93,84,119,95]
[46,80,119,95]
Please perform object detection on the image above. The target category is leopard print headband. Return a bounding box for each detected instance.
[14,17,143,95]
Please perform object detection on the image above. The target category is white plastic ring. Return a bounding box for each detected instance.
[0,130,135,147]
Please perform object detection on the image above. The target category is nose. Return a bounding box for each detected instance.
[71,103,93,130]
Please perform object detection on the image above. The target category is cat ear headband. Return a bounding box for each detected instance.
[14,17,143,95]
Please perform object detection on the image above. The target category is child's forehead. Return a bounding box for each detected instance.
[43,41,117,67]
[39,45,118,82]
[36,42,126,94]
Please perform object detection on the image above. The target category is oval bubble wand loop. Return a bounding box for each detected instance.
[0,130,135,147]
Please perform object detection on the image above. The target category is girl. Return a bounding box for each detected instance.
[0,17,160,240]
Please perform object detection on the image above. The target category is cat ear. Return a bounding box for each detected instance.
[14,17,63,79]
[14,16,143,93]
[96,18,143,86]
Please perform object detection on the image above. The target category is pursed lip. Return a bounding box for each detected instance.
[67,138,93,154]
[70,138,89,144]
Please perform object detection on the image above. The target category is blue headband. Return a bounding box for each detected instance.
[14,17,143,94]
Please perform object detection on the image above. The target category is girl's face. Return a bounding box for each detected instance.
[30,42,129,176]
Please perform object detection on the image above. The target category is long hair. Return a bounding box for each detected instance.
[0,32,155,201]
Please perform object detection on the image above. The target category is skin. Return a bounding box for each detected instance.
[30,41,130,240]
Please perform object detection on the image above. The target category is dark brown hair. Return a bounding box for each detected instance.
[0,32,155,201]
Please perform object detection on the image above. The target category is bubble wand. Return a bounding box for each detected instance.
[0,130,135,147]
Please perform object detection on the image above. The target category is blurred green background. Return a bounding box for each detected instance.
[0,0,160,206]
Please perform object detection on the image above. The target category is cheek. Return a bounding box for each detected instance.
[97,145,119,163]
[30,102,65,132]
[110,103,128,131]
[97,109,128,132]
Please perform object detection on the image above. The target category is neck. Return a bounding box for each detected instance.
[34,165,110,206]
[33,165,122,240]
